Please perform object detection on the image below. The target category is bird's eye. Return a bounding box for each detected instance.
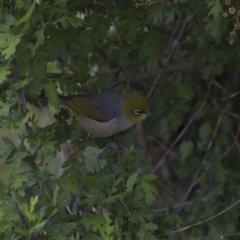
[134,110,141,116]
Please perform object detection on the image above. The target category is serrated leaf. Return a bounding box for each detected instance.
[178,82,194,100]
[150,5,164,25]
[44,82,60,107]
[11,174,28,189]
[126,172,138,192]
[208,0,222,20]
[139,31,161,67]
[139,180,157,205]
[199,122,212,140]
[83,146,106,173]
[205,16,221,38]
[13,77,33,89]
[29,220,47,234]
[123,20,141,42]
[212,163,227,183]
[0,31,22,60]
[180,140,194,160]
[58,16,83,28]
[30,196,39,213]
[0,65,11,84]
[137,223,158,240]
[31,27,45,56]
[2,136,15,148]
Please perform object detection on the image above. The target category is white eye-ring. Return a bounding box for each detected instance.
[134,110,141,116]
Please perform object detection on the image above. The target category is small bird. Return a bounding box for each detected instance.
[58,93,151,137]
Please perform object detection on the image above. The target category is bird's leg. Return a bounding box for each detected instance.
[102,138,123,154]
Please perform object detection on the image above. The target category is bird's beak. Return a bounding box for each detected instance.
[146,110,152,116]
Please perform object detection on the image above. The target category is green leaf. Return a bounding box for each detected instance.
[4,14,17,26]
[0,139,15,160]
[137,223,158,240]
[180,140,194,160]
[205,16,221,38]
[44,82,60,107]
[29,220,47,234]
[123,20,141,42]
[0,65,11,84]
[15,0,36,26]
[83,146,106,173]
[199,122,212,140]
[11,173,28,189]
[31,27,45,56]
[57,16,83,28]
[139,32,161,67]
[208,0,222,20]
[142,174,158,181]
[178,82,194,100]
[212,163,227,183]
[52,185,59,207]
[150,4,164,25]
[30,195,39,213]
[13,77,33,89]
[126,172,138,192]
[139,180,157,205]
[0,31,22,60]
[144,223,158,231]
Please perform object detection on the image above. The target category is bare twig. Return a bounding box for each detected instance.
[21,88,27,113]
[201,110,225,163]
[38,181,43,200]
[182,124,240,201]
[213,90,240,101]
[57,57,72,72]
[9,0,14,15]
[153,200,194,213]
[18,207,29,228]
[151,78,213,173]
[157,198,240,237]
[66,206,73,216]
[181,170,206,202]
[146,17,190,100]
[212,80,229,94]
[147,136,181,161]
[230,125,240,154]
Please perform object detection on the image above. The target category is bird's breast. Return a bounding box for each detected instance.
[77,115,132,137]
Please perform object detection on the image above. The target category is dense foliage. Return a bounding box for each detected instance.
[1,0,240,239]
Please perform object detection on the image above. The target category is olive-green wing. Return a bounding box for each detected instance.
[59,94,120,122]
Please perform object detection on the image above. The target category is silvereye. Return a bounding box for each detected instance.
[58,93,151,137]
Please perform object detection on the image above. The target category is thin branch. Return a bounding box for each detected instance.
[181,170,207,202]
[21,88,27,113]
[151,78,213,173]
[146,17,190,100]
[157,198,240,237]
[201,110,225,163]
[18,207,29,229]
[182,125,240,201]
[38,181,43,200]
[153,200,193,213]
[213,90,240,101]
[147,136,181,161]
[230,125,240,153]
[66,206,73,216]
[212,80,229,94]
[9,0,14,15]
